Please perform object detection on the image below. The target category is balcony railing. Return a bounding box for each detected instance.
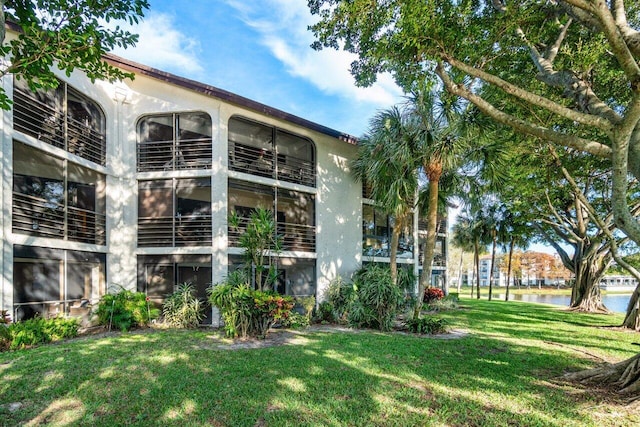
[13,87,106,165]
[13,193,64,239]
[418,218,447,234]
[229,142,316,187]
[12,193,106,244]
[137,139,212,172]
[68,205,106,245]
[138,214,212,247]
[229,216,316,252]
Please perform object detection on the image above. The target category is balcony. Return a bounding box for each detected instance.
[138,214,212,247]
[137,139,212,172]
[418,218,447,234]
[12,193,105,244]
[13,86,106,165]
[229,142,315,187]
[229,216,316,252]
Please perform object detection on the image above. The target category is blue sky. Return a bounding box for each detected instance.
[110,0,405,137]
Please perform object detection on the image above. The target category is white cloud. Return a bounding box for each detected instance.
[226,0,403,108]
[109,12,204,75]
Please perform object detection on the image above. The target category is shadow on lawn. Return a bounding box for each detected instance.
[1,326,637,426]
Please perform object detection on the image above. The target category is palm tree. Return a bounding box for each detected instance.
[409,90,467,319]
[351,106,418,286]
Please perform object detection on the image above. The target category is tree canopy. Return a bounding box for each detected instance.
[309,0,640,246]
[0,0,149,108]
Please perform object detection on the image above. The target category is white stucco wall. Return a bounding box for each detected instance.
[0,58,363,313]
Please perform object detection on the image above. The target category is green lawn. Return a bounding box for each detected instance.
[1,299,639,426]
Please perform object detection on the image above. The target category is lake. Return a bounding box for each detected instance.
[493,293,633,313]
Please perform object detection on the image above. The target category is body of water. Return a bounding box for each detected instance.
[494,293,633,313]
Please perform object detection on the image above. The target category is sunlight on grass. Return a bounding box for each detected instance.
[1,300,639,426]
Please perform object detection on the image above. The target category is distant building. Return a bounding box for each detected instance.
[600,275,638,292]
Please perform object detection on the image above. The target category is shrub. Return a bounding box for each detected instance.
[423,287,445,304]
[0,310,10,351]
[348,265,404,331]
[209,277,295,339]
[317,300,335,323]
[429,294,460,312]
[252,292,295,338]
[404,316,448,335]
[326,276,356,321]
[4,316,79,350]
[162,283,205,328]
[281,311,310,329]
[296,295,316,322]
[96,288,159,332]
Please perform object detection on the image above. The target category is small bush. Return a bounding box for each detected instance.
[428,294,459,312]
[326,276,355,321]
[348,265,404,331]
[423,287,445,304]
[5,316,79,350]
[405,316,448,335]
[317,300,335,323]
[162,283,205,328]
[209,279,295,339]
[280,311,310,329]
[96,288,159,332]
[296,295,316,322]
[0,310,10,351]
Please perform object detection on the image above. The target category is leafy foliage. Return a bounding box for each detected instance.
[280,311,310,329]
[326,275,356,322]
[96,288,159,332]
[228,208,282,291]
[348,265,404,331]
[317,300,335,323]
[404,316,449,335]
[423,287,445,304]
[3,316,79,350]
[209,278,294,339]
[162,283,205,328]
[1,1,149,109]
[295,295,316,322]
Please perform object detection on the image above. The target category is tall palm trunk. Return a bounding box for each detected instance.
[488,230,497,301]
[389,213,408,286]
[415,176,440,319]
[474,239,480,299]
[457,250,464,293]
[505,236,514,302]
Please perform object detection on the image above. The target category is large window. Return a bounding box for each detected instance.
[362,205,413,258]
[13,245,105,322]
[12,142,106,244]
[228,179,315,252]
[229,255,316,299]
[137,255,213,324]
[228,116,316,187]
[137,112,212,172]
[138,178,212,247]
[13,77,106,165]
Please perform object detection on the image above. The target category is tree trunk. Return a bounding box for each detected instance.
[570,257,608,312]
[622,284,640,331]
[505,237,514,302]
[457,250,464,293]
[389,219,401,286]
[474,239,480,299]
[415,178,440,319]
[488,231,497,301]
[564,352,640,398]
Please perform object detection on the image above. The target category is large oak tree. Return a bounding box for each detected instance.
[308,0,640,397]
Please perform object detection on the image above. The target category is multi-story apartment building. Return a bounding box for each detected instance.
[1,47,446,325]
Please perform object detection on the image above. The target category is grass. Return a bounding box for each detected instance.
[1,299,639,426]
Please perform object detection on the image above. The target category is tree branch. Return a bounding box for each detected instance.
[435,62,613,158]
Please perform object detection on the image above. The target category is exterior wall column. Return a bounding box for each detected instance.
[0,74,13,314]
